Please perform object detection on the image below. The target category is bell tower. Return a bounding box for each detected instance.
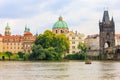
[5,23,11,36]
[99,10,115,59]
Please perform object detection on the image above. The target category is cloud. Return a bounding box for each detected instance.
[0,0,120,36]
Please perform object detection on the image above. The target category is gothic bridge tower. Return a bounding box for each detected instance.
[99,10,115,59]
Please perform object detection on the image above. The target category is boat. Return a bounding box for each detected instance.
[85,60,91,64]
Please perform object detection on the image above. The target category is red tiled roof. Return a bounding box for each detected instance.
[24,32,33,36]
[3,35,22,42]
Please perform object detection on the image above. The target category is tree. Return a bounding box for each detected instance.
[18,52,25,58]
[54,34,70,55]
[33,30,70,60]
[78,42,88,59]
[29,45,46,60]
[35,30,56,48]
[78,42,88,53]
[5,51,12,60]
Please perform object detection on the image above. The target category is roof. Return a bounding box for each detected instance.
[24,32,33,36]
[53,16,68,29]
[3,35,22,42]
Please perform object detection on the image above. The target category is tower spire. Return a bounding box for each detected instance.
[59,16,63,21]
[102,10,110,22]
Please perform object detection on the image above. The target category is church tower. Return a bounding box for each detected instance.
[5,23,11,36]
[99,10,115,58]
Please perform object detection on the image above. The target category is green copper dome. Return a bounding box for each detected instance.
[5,23,10,30]
[53,16,68,28]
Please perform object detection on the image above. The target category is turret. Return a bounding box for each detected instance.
[5,23,11,36]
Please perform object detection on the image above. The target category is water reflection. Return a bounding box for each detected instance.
[0,61,120,80]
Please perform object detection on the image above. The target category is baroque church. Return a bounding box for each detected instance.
[52,16,85,54]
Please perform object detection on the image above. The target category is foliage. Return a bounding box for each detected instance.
[65,42,88,60]
[78,42,88,53]
[65,52,85,60]
[29,45,46,60]
[32,30,69,60]
[5,51,12,60]
[18,52,25,58]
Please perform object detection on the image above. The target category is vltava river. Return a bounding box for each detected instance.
[0,61,120,80]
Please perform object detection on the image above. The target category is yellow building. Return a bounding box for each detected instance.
[66,31,85,54]
[0,24,36,53]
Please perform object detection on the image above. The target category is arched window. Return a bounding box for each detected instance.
[56,30,58,33]
[106,33,109,39]
[61,30,63,33]
[104,41,110,48]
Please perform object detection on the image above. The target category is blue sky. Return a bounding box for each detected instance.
[0,0,120,36]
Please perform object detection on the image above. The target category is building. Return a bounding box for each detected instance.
[52,16,69,34]
[85,34,100,57]
[85,34,99,50]
[0,24,36,53]
[99,10,115,54]
[52,16,85,54]
[66,31,85,54]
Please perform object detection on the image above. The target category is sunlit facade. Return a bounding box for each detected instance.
[0,24,36,53]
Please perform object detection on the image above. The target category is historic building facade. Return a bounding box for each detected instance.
[0,24,36,53]
[52,16,85,54]
[66,31,85,54]
[99,10,115,54]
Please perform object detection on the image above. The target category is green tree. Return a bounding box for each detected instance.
[54,34,70,55]
[35,30,56,48]
[5,51,12,60]
[78,42,88,59]
[45,47,61,60]
[33,30,69,60]
[18,52,25,58]
[29,45,46,60]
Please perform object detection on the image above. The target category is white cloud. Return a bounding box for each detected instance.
[0,0,120,36]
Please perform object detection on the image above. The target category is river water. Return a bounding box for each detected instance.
[0,61,120,80]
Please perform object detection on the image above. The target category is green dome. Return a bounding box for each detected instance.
[53,16,68,28]
[5,23,10,30]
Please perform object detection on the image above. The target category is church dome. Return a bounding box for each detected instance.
[53,16,68,29]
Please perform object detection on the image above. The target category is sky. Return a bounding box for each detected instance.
[0,0,120,36]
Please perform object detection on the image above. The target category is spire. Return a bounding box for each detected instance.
[36,31,38,36]
[111,16,114,22]
[24,24,30,33]
[102,10,110,22]
[5,23,10,30]
[59,16,63,21]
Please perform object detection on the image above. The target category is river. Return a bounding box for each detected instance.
[0,61,120,80]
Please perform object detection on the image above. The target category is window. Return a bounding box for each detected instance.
[72,42,75,44]
[79,37,81,39]
[16,38,18,42]
[61,30,63,33]
[72,46,75,49]
[72,37,75,39]
[56,30,58,33]
[10,39,13,42]
[72,51,75,53]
